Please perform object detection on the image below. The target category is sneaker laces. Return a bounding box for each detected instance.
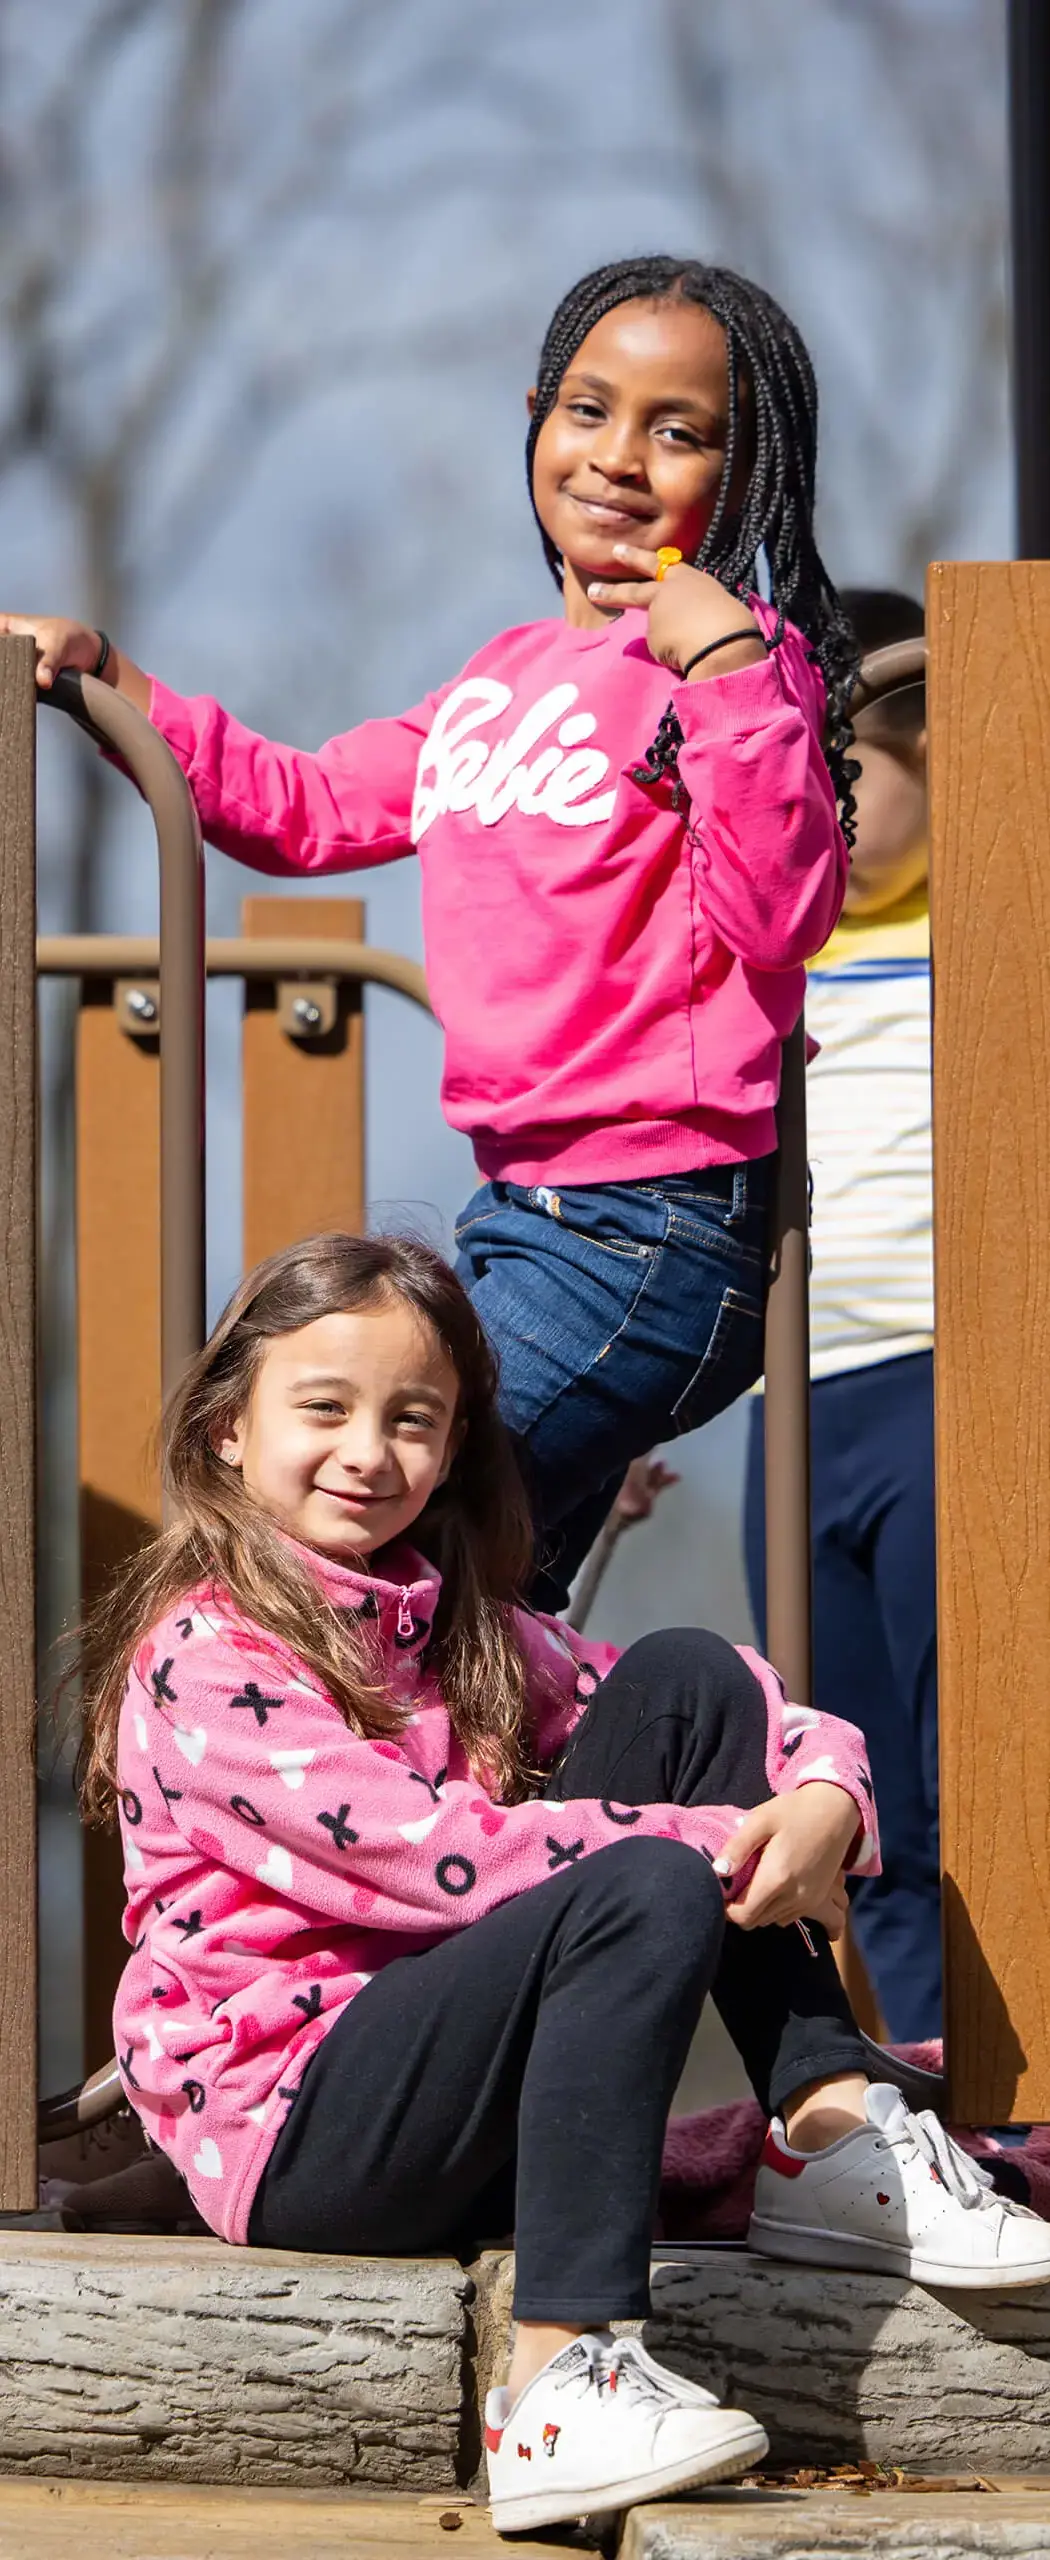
[897,2106,995,2209]
[867,2086,1042,2227]
[561,2338,682,2410]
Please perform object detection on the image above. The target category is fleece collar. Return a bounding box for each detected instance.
[280,1532,440,1655]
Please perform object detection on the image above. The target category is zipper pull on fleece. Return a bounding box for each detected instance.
[397,1590,415,1642]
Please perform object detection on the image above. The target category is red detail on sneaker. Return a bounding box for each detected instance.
[761,2125,808,2179]
[542,2423,560,2458]
[517,2443,532,2461]
[876,2191,890,2206]
[607,2367,618,2393]
[484,2423,503,2453]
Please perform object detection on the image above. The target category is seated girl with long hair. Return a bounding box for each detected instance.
[84,1234,1050,2537]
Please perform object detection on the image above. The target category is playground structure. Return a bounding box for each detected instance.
[0,581,1045,2212]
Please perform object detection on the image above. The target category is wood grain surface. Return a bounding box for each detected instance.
[928,561,1050,2121]
[0,639,40,2203]
[0,2483,515,2560]
[242,896,365,1269]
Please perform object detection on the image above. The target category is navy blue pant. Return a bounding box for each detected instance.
[744,1350,941,2042]
[456,1161,773,1612]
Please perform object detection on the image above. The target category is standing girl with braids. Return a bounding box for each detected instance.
[5,256,858,1606]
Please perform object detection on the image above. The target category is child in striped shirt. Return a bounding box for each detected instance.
[745,588,939,2042]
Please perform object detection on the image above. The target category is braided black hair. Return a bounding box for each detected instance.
[525,256,858,847]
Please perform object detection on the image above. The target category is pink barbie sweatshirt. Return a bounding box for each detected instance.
[113,1537,879,2244]
[147,604,845,1185]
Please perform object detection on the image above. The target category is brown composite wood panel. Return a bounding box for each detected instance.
[928,559,1050,2121]
[76,987,161,2068]
[242,897,365,1268]
[0,640,40,2203]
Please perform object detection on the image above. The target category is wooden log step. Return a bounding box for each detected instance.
[646,2249,1050,2473]
[0,2234,470,2489]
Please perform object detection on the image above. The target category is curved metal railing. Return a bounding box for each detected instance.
[43,673,207,1415]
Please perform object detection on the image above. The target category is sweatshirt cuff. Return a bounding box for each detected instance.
[793,1768,881,1878]
[671,647,791,739]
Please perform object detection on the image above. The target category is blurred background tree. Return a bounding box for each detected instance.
[0,0,1008,2078]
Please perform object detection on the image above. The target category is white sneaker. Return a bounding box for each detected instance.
[484,2331,767,2534]
[749,2082,1050,2290]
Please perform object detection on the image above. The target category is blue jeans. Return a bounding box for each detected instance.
[455,1159,774,1611]
[744,1351,940,2043]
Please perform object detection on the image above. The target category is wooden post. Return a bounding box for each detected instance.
[242,897,365,1267]
[0,639,40,2205]
[76,981,161,2069]
[928,559,1050,2122]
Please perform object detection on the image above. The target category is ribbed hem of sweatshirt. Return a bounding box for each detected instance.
[472,1107,777,1188]
[202,2018,332,2247]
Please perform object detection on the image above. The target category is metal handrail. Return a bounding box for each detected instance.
[850,636,926,716]
[42,675,206,1411]
[37,934,432,1010]
[37,674,206,2148]
[763,1018,812,1705]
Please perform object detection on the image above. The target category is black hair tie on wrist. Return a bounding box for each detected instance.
[679,629,769,681]
[91,630,111,679]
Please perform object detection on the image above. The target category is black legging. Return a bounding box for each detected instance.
[248,1629,867,2319]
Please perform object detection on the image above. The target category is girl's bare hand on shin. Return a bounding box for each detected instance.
[0,613,103,688]
[584,544,765,677]
[714,1782,861,1933]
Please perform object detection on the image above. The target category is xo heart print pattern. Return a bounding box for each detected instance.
[112,1567,878,2241]
[112,1579,625,2231]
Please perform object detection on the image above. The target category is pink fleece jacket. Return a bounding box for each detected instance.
[148,604,845,1184]
[113,1538,879,2244]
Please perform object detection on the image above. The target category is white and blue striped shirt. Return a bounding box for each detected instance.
[805,879,932,1380]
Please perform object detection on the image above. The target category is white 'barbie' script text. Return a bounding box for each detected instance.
[412,680,618,838]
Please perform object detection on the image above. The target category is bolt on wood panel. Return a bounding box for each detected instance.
[0,639,40,2204]
[76,984,161,2069]
[928,559,1050,2122]
[242,897,365,1271]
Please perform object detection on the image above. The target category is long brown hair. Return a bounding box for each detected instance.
[79,1232,537,1822]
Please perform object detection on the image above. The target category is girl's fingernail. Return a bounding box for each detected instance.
[713,1855,730,1876]
[612,543,629,558]
[587,582,604,597]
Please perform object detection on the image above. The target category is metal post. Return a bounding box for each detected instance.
[763,1017,813,1704]
[761,634,928,1707]
[0,636,42,2206]
[1009,0,1050,556]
